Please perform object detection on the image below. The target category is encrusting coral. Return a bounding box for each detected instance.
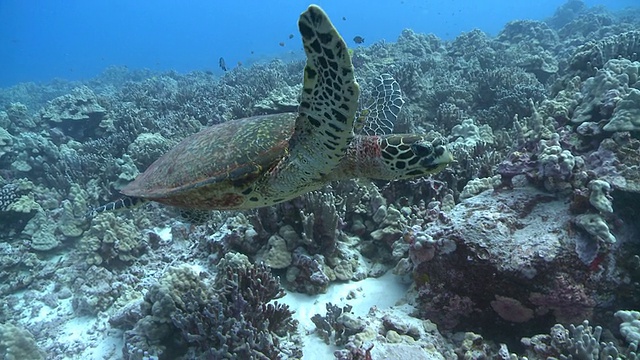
[79,212,146,265]
[0,323,46,360]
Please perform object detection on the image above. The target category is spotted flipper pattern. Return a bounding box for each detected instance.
[356,73,405,136]
[289,5,359,178]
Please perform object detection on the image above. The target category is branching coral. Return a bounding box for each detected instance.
[170,261,297,360]
[472,67,546,128]
[521,320,623,360]
[120,256,298,360]
[311,303,365,346]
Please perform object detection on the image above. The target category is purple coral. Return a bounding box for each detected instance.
[170,263,297,359]
[286,249,330,295]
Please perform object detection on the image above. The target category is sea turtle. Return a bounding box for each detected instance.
[92,5,452,214]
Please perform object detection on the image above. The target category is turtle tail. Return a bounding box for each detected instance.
[85,196,148,218]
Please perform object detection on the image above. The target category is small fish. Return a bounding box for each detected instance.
[288,34,294,39]
[353,36,365,44]
[342,16,346,21]
[237,61,242,67]
[219,57,227,71]
[279,42,285,47]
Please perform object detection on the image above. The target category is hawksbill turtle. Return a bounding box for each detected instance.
[92,5,452,214]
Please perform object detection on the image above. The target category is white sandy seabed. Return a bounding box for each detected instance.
[37,274,408,359]
[280,271,411,359]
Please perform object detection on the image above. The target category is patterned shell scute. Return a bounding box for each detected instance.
[121,113,297,198]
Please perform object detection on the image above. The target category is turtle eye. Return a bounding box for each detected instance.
[411,142,433,157]
[434,145,446,157]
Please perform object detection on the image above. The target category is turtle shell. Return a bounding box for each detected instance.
[121,113,297,209]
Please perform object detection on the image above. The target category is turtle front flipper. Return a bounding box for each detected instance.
[357,73,405,136]
[281,5,360,183]
[86,196,147,218]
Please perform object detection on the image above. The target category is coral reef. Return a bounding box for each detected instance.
[571,59,640,130]
[40,85,108,140]
[71,266,123,315]
[411,185,636,331]
[119,254,298,360]
[79,212,147,265]
[0,127,13,161]
[519,320,628,359]
[604,88,640,132]
[616,310,640,344]
[209,185,375,295]
[0,323,46,360]
[0,179,41,237]
[126,133,174,170]
[312,303,454,360]
[312,303,364,346]
[570,31,640,77]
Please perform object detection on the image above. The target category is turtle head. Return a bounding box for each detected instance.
[410,141,453,175]
[378,135,453,180]
[332,134,453,181]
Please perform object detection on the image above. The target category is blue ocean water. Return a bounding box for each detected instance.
[0,0,636,87]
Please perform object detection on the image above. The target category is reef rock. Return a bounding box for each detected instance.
[412,185,634,330]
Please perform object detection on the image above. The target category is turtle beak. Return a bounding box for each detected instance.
[434,145,454,164]
[414,143,453,171]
